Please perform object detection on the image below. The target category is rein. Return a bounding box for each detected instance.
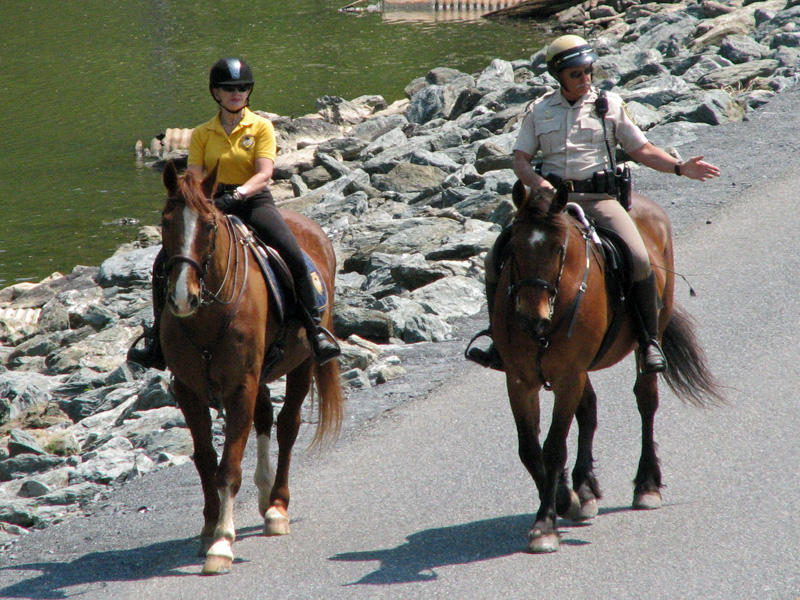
[508,217,594,390]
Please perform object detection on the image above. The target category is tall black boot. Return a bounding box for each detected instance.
[127,253,167,370]
[631,273,667,374]
[296,272,340,366]
[465,280,503,371]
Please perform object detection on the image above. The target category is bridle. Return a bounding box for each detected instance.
[508,228,570,325]
[164,206,245,307]
[507,216,593,389]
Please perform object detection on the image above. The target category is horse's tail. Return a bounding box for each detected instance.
[309,357,344,449]
[661,305,725,407]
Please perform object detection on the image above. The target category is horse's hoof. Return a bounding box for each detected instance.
[264,506,290,536]
[527,528,560,553]
[633,490,662,510]
[564,489,587,522]
[202,554,232,575]
[574,497,599,521]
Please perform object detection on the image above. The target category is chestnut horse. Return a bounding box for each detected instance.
[158,161,343,574]
[493,183,722,553]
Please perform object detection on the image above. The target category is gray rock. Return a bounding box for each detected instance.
[720,34,771,63]
[0,454,66,482]
[8,429,45,457]
[406,85,446,124]
[97,246,160,288]
[371,163,448,194]
[476,59,515,89]
[697,59,780,89]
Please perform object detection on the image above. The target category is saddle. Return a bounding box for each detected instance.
[227,215,329,324]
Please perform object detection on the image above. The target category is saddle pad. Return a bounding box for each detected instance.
[227,216,329,322]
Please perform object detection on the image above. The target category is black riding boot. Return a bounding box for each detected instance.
[465,280,504,371]
[127,254,167,370]
[631,273,667,374]
[296,272,340,366]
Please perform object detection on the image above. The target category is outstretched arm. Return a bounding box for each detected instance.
[629,142,720,181]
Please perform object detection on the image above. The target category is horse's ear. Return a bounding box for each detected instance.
[512,180,529,211]
[163,160,179,196]
[548,184,568,214]
[202,163,219,200]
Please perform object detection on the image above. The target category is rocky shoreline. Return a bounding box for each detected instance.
[2,0,799,548]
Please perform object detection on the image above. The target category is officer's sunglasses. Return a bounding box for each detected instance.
[566,66,593,79]
[219,84,252,92]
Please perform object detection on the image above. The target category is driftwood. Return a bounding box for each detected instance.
[484,0,584,18]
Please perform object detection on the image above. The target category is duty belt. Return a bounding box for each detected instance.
[545,171,617,195]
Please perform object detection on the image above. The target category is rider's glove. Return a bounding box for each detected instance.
[214,192,237,212]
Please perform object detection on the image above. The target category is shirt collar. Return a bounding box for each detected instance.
[553,86,597,108]
[214,106,255,132]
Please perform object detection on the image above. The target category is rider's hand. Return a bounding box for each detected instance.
[214,192,237,212]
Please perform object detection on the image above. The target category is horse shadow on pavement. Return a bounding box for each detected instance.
[329,513,595,586]
[0,524,263,599]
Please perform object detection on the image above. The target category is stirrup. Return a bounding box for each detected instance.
[639,340,667,374]
[311,326,340,366]
[127,327,166,370]
[465,329,504,371]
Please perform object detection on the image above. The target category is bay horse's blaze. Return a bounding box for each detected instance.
[492,183,722,554]
[157,161,344,575]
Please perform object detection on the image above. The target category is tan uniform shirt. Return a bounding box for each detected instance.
[513,87,647,182]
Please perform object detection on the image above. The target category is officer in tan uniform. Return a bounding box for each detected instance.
[467,34,720,372]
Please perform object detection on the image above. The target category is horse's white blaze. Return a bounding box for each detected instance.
[528,228,547,247]
[254,433,275,517]
[173,205,199,313]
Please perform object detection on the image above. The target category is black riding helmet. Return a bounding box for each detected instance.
[209,57,254,110]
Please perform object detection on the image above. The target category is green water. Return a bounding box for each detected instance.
[0,1,544,286]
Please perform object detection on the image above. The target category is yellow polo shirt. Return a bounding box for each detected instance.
[188,107,277,185]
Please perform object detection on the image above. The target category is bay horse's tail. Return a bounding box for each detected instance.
[661,305,725,407]
[310,357,344,448]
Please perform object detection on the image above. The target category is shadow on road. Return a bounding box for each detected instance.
[0,524,262,599]
[329,513,594,585]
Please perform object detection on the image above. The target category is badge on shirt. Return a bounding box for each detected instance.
[240,135,255,150]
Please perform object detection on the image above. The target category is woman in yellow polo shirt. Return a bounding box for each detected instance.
[128,57,340,368]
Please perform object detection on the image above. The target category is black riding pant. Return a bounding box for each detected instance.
[224,190,308,286]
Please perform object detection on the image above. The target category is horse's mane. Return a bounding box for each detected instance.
[170,169,214,215]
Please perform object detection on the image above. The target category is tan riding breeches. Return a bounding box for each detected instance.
[485,195,652,285]
[579,196,652,281]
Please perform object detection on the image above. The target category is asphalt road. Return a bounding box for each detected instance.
[1,90,799,599]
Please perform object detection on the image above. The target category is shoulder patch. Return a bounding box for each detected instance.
[621,101,638,127]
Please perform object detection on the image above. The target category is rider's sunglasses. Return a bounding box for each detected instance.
[566,66,593,79]
[218,84,251,92]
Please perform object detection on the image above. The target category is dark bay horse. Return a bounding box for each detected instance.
[159,161,343,575]
[493,182,722,553]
